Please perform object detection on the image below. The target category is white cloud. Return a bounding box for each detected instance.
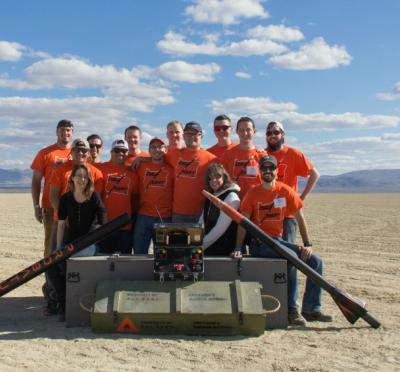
[247,24,304,42]
[210,97,298,114]
[0,41,26,61]
[302,136,400,174]
[210,96,400,131]
[157,61,220,83]
[377,82,400,101]
[235,72,252,79]
[157,31,287,56]
[185,0,269,25]
[269,37,352,70]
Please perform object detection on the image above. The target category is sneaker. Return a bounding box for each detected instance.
[302,310,333,322]
[43,299,59,316]
[288,309,307,326]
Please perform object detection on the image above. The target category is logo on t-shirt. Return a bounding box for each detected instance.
[233,158,258,180]
[277,163,287,183]
[257,201,283,223]
[176,157,200,178]
[52,156,69,170]
[144,168,169,190]
[105,174,130,197]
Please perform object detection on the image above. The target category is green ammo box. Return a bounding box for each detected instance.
[91,280,266,336]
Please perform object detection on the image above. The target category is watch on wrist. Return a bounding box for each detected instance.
[34,204,40,208]
[304,242,312,247]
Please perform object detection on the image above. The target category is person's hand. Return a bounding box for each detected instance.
[231,247,243,259]
[299,245,313,261]
[34,206,43,223]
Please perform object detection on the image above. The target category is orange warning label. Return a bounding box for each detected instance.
[116,316,140,333]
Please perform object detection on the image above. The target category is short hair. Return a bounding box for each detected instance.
[166,120,183,130]
[68,164,94,199]
[124,125,142,136]
[57,119,74,129]
[213,115,231,125]
[205,163,235,193]
[236,116,255,130]
[87,134,103,143]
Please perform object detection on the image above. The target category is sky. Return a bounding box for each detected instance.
[0,0,399,175]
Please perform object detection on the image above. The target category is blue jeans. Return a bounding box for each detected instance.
[133,215,171,254]
[249,237,322,312]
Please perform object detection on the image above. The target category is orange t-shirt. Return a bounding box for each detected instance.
[240,182,304,238]
[266,145,313,218]
[221,145,266,199]
[125,150,150,166]
[136,161,174,217]
[31,144,71,208]
[166,148,216,216]
[207,142,237,158]
[97,162,138,230]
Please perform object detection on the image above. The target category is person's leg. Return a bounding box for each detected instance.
[42,208,54,257]
[133,215,156,254]
[118,230,133,254]
[283,218,299,310]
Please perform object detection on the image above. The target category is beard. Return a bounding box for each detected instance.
[267,138,284,152]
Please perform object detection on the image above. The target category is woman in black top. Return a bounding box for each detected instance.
[199,163,240,256]
[47,164,106,319]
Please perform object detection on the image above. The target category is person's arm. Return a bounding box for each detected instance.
[56,220,66,248]
[131,156,151,171]
[300,167,320,201]
[49,184,61,212]
[31,170,43,223]
[203,193,239,249]
[294,208,313,261]
[233,211,251,258]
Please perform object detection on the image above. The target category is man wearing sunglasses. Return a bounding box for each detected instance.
[87,134,103,164]
[207,114,237,157]
[234,155,332,326]
[265,121,320,244]
[97,139,138,254]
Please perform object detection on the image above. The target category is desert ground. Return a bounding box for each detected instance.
[0,193,398,371]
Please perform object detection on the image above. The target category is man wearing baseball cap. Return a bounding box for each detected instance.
[31,119,74,257]
[234,154,332,326]
[166,122,216,222]
[133,137,174,253]
[97,139,138,254]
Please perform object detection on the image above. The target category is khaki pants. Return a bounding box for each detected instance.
[42,208,54,257]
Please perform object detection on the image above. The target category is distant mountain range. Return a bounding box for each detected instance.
[0,168,399,192]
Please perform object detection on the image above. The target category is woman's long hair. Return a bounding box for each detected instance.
[205,163,234,193]
[68,164,94,199]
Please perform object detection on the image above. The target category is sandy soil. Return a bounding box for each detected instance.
[0,193,399,371]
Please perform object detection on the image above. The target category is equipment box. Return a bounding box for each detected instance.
[66,256,287,328]
[92,280,266,336]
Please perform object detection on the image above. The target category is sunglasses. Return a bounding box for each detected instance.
[73,148,89,154]
[260,165,277,172]
[266,130,282,136]
[214,126,231,132]
[89,144,102,149]
[113,148,128,154]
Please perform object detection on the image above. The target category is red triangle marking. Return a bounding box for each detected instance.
[116,316,140,333]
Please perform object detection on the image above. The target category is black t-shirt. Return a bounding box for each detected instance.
[58,191,107,243]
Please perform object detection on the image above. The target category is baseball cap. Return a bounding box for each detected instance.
[267,121,284,132]
[259,155,278,169]
[149,137,166,147]
[184,121,202,133]
[72,138,90,150]
[111,139,128,151]
[57,119,74,129]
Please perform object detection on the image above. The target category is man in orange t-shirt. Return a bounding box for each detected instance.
[133,137,174,253]
[167,122,216,222]
[235,154,331,326]
[97,139,138,254]
[87,134,103,165]
[31,119,73,256]
[207,114,237,157]
[221,116,265,199]
[265,121,320,244]
[124,125,150,166]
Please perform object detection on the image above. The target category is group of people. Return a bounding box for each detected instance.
[31,115,332,326]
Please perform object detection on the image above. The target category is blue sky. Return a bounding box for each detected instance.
[0,0,399,174]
